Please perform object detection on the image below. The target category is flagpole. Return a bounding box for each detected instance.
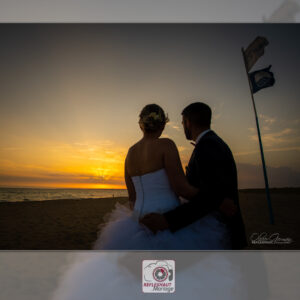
[241,47,275,225]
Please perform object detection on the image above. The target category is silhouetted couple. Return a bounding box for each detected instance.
[93,102,247,250]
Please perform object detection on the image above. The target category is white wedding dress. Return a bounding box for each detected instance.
[51,169,247,300]
[93,168,231,250]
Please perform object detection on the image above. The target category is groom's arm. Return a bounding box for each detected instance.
[163,188,223,232]
[163,140,232,232]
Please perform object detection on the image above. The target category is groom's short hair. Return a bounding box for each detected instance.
[182,102,212,127]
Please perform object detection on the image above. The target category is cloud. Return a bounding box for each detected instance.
[167,122,181,132]
[250,128,297,147]
[234,146,300,157]
[237,163,300,189]
[262,126,271,131]
[73,140,114,147]
[0,171,125,187]
[248,115,300,147]
[212,112,222,120]
[249,114,278,134]
[177,146,186,152]
[0,147,23,151]
[259,114,276,125]
[212,102,224,121]
[0,139,128,188]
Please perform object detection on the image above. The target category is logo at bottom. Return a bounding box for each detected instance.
[142,260,175,293]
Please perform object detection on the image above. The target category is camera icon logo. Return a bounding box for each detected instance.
[142,260,175,293]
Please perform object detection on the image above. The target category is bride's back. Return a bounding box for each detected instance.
[126,138,180,216]
[126,138,167,177]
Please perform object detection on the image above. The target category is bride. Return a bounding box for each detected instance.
[93,104,231,250]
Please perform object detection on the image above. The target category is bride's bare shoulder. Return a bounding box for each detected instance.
[126,140,142,155]
[158,138,178,150]
[126,138,177,156]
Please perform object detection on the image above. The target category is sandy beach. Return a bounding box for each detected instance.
[0,197,128,250]
[0,189,299,250]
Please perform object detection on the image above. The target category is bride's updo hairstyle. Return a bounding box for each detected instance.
[139,104,169,133]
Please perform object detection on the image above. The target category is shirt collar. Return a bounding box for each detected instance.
[195,129,211,144]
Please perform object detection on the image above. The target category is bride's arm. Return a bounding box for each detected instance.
[124,155,136,210]
[162,139,199,199]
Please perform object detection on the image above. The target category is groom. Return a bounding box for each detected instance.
[140,102,247,249]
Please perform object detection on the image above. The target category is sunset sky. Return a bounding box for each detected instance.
[0,24,299,189]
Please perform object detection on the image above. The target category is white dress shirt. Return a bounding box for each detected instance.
[195,129,211,144]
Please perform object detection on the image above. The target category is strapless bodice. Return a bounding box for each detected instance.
[131,168,180,217]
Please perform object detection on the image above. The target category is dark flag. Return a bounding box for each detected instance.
[241,38,276,225]
[249,65,275,94]
[244,36,269,71]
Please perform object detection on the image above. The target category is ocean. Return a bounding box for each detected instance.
[0,188,128,202]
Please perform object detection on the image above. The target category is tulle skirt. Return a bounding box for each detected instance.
[51,251,246,300]
[92,203,232,250]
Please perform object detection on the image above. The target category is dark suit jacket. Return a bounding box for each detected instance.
[163,130,247,249]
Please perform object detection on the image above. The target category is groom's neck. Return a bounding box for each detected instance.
[191,127,210,141]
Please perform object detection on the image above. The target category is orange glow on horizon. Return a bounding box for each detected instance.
[0,135,194,189]
[0,182,126,189]
[0,139,128,189]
